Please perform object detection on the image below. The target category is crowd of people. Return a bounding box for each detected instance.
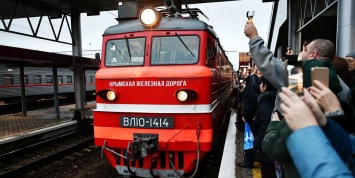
[232,20,355,178]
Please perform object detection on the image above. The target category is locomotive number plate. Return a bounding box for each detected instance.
[120,116,174,128]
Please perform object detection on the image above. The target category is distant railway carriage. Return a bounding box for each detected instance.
[94,1,233,177]
[0,66,96,104]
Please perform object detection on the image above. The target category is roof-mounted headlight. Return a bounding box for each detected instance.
[139,7,161,28]
[175,89,198,102]
[97,90,117,101]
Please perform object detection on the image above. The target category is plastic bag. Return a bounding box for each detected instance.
[244,122,254,150]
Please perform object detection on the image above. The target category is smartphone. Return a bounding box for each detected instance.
[311,67,329,88]
[284,56,303,95]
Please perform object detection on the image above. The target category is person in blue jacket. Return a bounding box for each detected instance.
[279,83,353,177]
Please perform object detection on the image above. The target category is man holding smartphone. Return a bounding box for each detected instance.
[301,39,350,100]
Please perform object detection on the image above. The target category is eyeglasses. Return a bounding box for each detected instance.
[303,40,310,47]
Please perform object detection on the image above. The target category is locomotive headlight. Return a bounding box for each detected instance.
[106,91,116,101]
[97,90,117,101]
[177,91,188,102]
[175,89,198,102]
[139,7,161,28]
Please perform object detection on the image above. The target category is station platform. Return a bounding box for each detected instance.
[0,101,96,140]
[218,109,260,178]
[0,101,259,178]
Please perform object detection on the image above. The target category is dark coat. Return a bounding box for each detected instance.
[253,90,277,163]
[242,74,260,121]
[334,100,355,134]
[348,71,355,109]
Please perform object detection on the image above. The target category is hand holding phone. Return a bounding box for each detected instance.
[311,67,329,88]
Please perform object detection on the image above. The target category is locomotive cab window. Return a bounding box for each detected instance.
[105,38,145,66]
[206,38,217,67]
[151,35,199,65]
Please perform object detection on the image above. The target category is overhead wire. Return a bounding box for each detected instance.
[204,4,215,27]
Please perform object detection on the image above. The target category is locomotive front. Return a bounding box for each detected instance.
[94,1,232,177]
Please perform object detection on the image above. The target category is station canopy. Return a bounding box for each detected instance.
[0,0,247,19]
[0,0,274,68]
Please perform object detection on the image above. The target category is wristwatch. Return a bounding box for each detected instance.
[325,109,344,117]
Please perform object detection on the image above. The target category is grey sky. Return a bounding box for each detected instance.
[0,0,273,69]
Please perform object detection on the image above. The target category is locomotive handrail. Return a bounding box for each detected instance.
[101,140,127,159]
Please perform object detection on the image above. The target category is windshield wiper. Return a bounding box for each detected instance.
[124,35,132,60]
[110,42,131,64]
[175,33,194,57]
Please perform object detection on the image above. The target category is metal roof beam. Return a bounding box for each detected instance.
[67,0,100,16]
[295,0,338,34]
[10,0,63,19]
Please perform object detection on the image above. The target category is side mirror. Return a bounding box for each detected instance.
[95,53,101,64]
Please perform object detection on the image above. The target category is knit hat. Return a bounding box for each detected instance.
[346,51,355,59]
[302,60,342,94]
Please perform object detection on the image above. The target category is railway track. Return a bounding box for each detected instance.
[0,127,94,177]
[0,96,95,115]
[0,98,73,115]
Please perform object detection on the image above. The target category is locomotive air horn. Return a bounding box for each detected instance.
[164,0,177,15]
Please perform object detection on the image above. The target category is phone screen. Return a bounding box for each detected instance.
[284,55,303,95]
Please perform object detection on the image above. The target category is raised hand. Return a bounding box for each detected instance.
[244,21,258,40]
[308,80,341,114]
[279,87,318,131]
[302,88,327,127]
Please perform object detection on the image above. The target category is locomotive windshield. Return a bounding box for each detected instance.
[105,38,145,66]
[151,35,199,65]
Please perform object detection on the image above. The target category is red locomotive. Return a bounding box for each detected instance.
[94,0,233,177]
